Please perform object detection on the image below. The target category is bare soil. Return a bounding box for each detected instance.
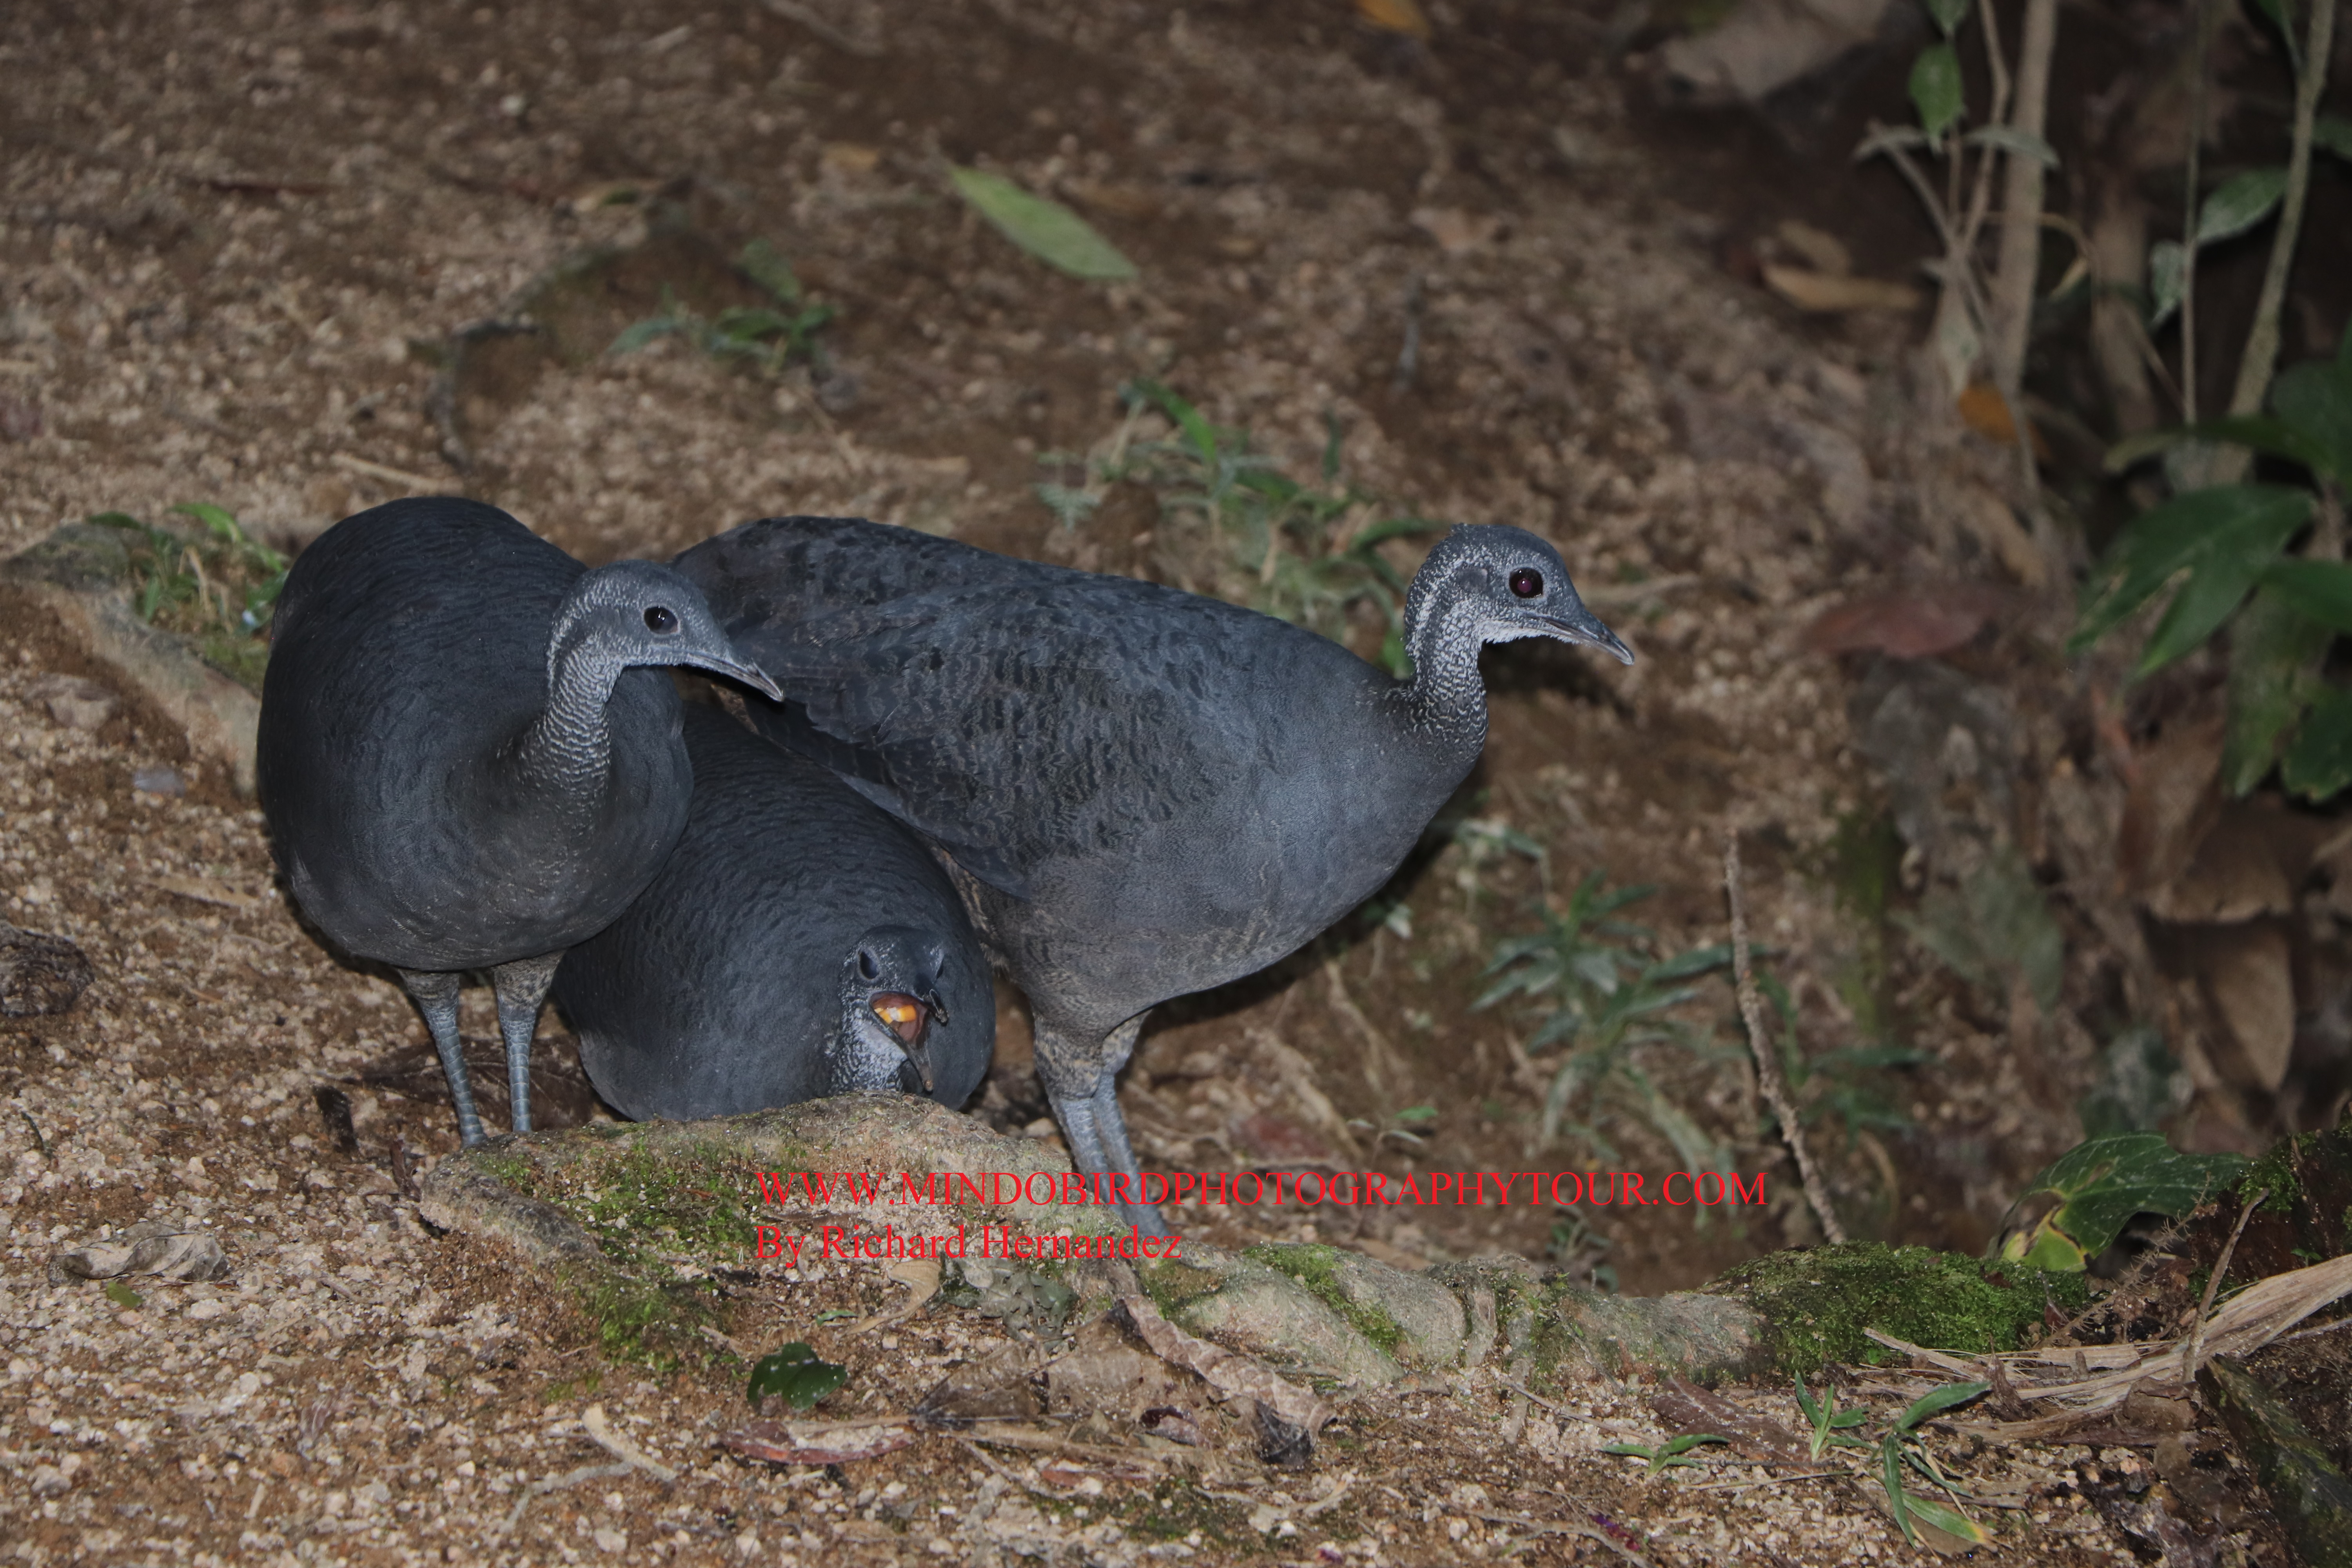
[3,0,2343,1563]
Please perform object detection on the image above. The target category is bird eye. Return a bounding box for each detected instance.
[644,605,678,633]
[1509,567,1544,599]
[857,948,880,981]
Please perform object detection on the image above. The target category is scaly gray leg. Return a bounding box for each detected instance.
[399,968,483,1147]
[1039,1015,1171,1238]
[490,952,563,1136]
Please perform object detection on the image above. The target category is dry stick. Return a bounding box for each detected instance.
[1471,1511,1655,1568]
[1724,835,1847,1245]
[2215,0,2340,484]
[2180,0,2220,428]
[2182,1189,2267,1395]
[1987,0,2058,404]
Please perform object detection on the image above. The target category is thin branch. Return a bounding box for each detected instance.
[2215,0,2339,481]
[1988,0,2058,402]
[2181,0,2220,427]
[2183,1189,2266,1394]
[1724,834,1847,1245]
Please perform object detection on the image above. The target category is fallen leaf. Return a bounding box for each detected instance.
[2144,804,2296,924]
[2118,704,2228,898]
[720,1419,913,1466]
[1958,381,2053,460]
[25,673,113,731]
[1116,1294,1332,1435]
[1410,206,1501,255]
[949,167,1138,281]
[1800,584,2009,659]
[820,142,881,176]
[1762,265,1923,314]
[1650,1378,1811,1465]
[1354,0,1433,40]
[151,874,259,911]
[2193,921,2295,1092]
[916,1345,1046,1428]
[1955,482,2048,588]
[1774,219,1851,277]
[1065,180,1161,220]
[52,1222,231,1284]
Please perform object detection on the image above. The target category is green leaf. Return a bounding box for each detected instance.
[1645,943,1733,982]
[1923,0,1968,36]
[2070,485,2312,658]
[2223,584,2333,794]
[1894,1381,1988,1432]
[747,1341,848,1411]
[1964,125,2058,167]
[2271,354,2352,486]
[171,501,241,541]
[738,238,804,303]
[2316,115,2352,162]
[2148,239,2185,328]
[2195,167,2288,246]
[611,315,687,356]
[2252,0,2302,68]
[1998,1133,2250,1270]
[1902,1492,1993,1544]
[2283,685,2352,800]
[2105,414,2335,478]
[1352,514,1445,551]
[103,1279,143,1309]
[1883,1434,1920,1546]
[1908,44,1964,140]
[949,166,1138,281]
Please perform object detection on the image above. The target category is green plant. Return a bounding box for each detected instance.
[1792,1373,1870,1459]
[2078,334,2352,796]
[90,503,287,688]
[1602,1432,1728,1472]
[747,1341,848,1412]
[1476,873,1736,1164]
[1545,1210,1618,1292]
[1052,382,1441,674]
[610,240,835,375]
[1748,967,1925,1147]
[1877,1382,1992,1548]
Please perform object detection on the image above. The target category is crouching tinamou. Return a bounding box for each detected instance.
[675,517,1632,1234]
[551,701,993,1118]
[257,497,780,1145]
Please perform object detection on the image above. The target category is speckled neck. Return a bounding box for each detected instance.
[511,629,624,808]
[1392,566,1491,758]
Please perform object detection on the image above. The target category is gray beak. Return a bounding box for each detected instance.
[687,651,785,701]
[1545,601,1636,666]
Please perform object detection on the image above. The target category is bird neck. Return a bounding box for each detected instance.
[513,637,625,803]
[1392,579,1490,755]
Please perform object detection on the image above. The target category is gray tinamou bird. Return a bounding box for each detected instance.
[258,496,780,1147]
[550,702,993,1119]
[674,517,1631,1234]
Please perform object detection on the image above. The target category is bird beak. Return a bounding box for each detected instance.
[871,993,935,1092]
[685,650,784,701]
[1542,601,1635,666]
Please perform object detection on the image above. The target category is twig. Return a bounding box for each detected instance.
[1497,1377,1576,1418]
[17,1109,48,1160]
[1470,1510,1654,1568]
[2183,1189,2266,1394]
[2180,0,2220,428]
[2275,1313,2352,1347]
[333,452,447,491]
[956,1437,1059,1498]
[756,0,884,56]
[1725,834,1846,1244]
[1393,275,1424,392]
[1325,958,1409,1103]
[1987,0,2058,403]
[1683,1469,1844,1494]
[2215,0,2339,479]
[496,1461,633,1536]
[580,1403,681,1483]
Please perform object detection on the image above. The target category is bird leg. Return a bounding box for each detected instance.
[489,952,563,1136]
[398,968,484,1148]
[1038,1015,1173,1238]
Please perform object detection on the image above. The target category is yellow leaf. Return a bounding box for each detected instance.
[1355,0,1433,40]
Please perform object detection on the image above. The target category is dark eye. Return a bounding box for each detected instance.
[857,949,880,981]
[1509,568,1544,599]
[644,605,678,633]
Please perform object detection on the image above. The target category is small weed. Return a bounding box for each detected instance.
[1791,1373,1870,1459]
[1602,1432,1728,1472]
[1476,873,1735,1165]
[1044,381,1441,673]
[90,503,287,688]
[1877,1382,1991,1548]
[611,239,834,375]
[747,1341,848,1412]
[103,1280,143,1310]
[1545,1210,1618,1292]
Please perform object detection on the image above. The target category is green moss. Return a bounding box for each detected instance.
[1710,1243,2089,1375]
[1242,1243,1405,1357]
[572,1270,713,1370]
[1121,1479,1256,1549]
[2238,1133,2314,1216]
[1135,1256,1223,1316]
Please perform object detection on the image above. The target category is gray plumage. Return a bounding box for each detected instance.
[258,496,779,1146]
[675,516,1630,1234]
[552,703,993,1119]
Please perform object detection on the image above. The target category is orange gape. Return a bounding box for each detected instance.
[872,995,925,1044]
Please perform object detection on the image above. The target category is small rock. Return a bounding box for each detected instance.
[0,921,93,1017]
[25,672,116,730]
[132,765,185,797]
[593,1528,628,1554]
[29,1465,69,1496]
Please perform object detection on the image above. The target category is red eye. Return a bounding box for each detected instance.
[1509,568,1544,598]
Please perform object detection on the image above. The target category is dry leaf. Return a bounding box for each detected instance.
[1117,1295,1333,1434]
[1410,207,1501,255]
[581,1404,680,1483]
[1775,219,1851,277]
[1800,585,2009,660]
[152,874,259,911]
[1762,265,1923,314]
[1958,381,2053,460]
[1065,180,1161,220]
[1956,482,2047,588]
[820,142,881,176]
[2144,805,2296,924]
[1354,0,1432,40]
[2118,705,2228,898]
[2192,922,2295,1092]
[721,1419,913,1465]
[1650,1377,1811,1466]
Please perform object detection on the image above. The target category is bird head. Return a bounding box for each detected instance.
[1405,524,1633,664]
[550,560,783,698]
[833,926,956,1098]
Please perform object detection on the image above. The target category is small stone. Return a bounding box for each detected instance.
[29,1465,69,1496]
[593,1528,628,1553]
[0,921,93,1017]
[132,765,185,797]
[25,672,116,730]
